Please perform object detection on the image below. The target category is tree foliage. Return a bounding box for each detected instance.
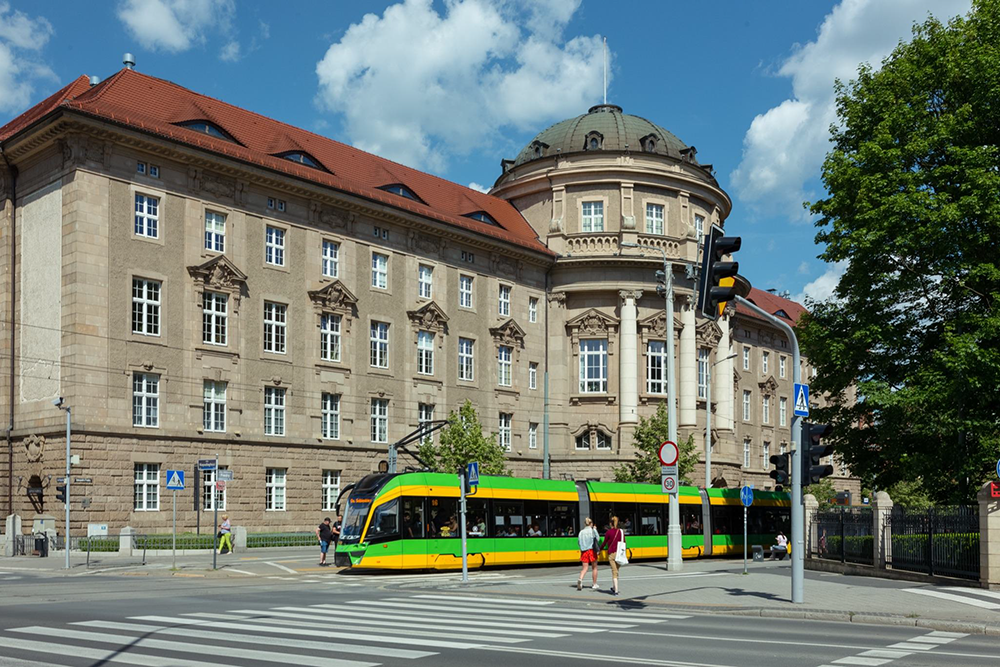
[613,402,698,485]
[884,479,934,510]
[804,480,837,509]
[800,1,1000,504]
[417,400,511,476]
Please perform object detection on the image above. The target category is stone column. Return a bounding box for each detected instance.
[978,482,1000,587]
[234,525,248,550]
[804,494,818,556]
[679,297,696,427]
[119,526,134,557]
[618,290,641,424]
[717,314,734,431]
[4,514,21,557]
[872,490,893,569]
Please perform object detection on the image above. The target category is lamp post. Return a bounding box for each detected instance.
[53,397,70,570]
[621,242,681,571]
[705,353,737,488]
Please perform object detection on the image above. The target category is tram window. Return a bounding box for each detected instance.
[549,503,577,537]
[401,498,424,539]
[366,499,399,541]
[639,504,662,535]
[681,504,703,535]
[427,497,459,538]
[467,499,488,537]
[711,505,740,535]
[494,501,524,537]
[524,500,548,537]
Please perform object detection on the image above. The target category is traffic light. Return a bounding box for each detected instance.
[697,224,741,321]
[769,453,791,489]
[655,269,667,298]
[801,422,835,485]
[55,484,67,504]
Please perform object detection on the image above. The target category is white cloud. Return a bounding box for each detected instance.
[794,260,848,304]
[219,40,240,62]
[731,0,971,220]
[467,182,490,193]
[0,2,55,113]
[315,0,605,172]
[798,261,811,275]
[117,0,235,54]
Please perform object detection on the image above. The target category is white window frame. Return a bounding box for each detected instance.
[579,339,608,393]
[695,213,705,240]
[132,372,159,428]
[203,467,227,511]
[528,297,538,323]
[763,442,770,470]
[497,345,512,387]
[417,331,434,375]
[742,346,750,371]
[743,390,752,422]
[202,291,228,346]
[320,314,342,363]
[321,393,340,440]
[576,433,591,450]
[647,340,666,394]
[371,252,388,289]
[582,201,604,232]
[459,338,475,381]
[322,470,341,512]
[133,463,159,511]
[265,468,286,511]
[743,440,751,468]
[265,225,285,266]
[697,348,709,400]
[498,284,511,317]
[418,265,433,299]
[498,412,512,452]
[645,203,664,235]
[132,278,161,336]
[371,398,388,443]
[596,431,612,450]
[134,193,159,239]
[263,302,287,354]
[264,386,286,436]
[459,275,473,309]
[779,356,787,379]
[370,321,389,368]
[203,380,226,433]
[204,211,225,253]
[418,403,434,443]
[529,423,538,450]
[529,362,537,390]
[763,395,771,424]
[780,397,787,427]
[322,240,339,278]
[762,351,770,375]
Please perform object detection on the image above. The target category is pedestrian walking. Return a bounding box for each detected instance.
[577,517,601,591]
[332,514,343,549]
[316,517,334,566]
[602,515,627,596]
[217,515,233,555]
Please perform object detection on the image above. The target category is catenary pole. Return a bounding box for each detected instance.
[64,406,71,569]
[460,468,468,583]
[212,453,218,571]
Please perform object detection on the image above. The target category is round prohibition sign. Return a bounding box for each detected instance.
[658,440,679,467]
[662,477,676,492]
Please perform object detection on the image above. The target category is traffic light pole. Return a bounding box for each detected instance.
[735,296,803,604]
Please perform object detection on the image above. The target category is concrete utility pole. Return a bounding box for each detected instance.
[705,353,737,489]
[735,296,804,603]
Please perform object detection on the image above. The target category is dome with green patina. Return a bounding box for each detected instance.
[512,104,692,168]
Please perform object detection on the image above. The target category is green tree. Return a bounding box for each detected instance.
[613,402,698,485]
[804,480,837,509]
[417,400,511,476]
[884,479,934,510]
[800,1,1000,504]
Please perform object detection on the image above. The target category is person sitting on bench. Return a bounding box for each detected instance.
[770,531,788,560]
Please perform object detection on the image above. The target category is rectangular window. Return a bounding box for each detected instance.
[743,390,752,421]
[582,201,604,232]
[695,213,705,240]
[202,380,226,432]
[131,278,161,336]
[321,393,340,440]
[202,291,227,346]
[780,397,787,427]
[779,356,786,379]
[418,403,434,443]
[529,362,537,390]
[459,338,475,381]
[134,194,159,238]
[647,340,666,394]
[137,162,146,175]
[265,225,285,266]
[697,348,709,400]
[743,346,750,371]
[371,398,388,443]
[529,423,538,449]
[277,200,285,212]
[133,463,159,511]
[763,395,771,424]
[320,314,342,363]
[265,468,286,511]
[264,386,286,436]
[417,331,434,375]
[743,440,751,468]
[418,265,433,299]
[645,203,664,235]
[371,252,388,289]
[762,351,770,375]
[579,339,608,393]
[763,442,770,470]
[528,297,538,323]
[204,211,225,252]
[322,240,339,278]
[149,165,159,178]
[498,413,512,452]
[459,275,473,308]
[132,372,159,428]
[498,284,511,317]
[263,302,287,354]
[497,345,512,387]
[322,470,341,512]
[203,467,227,512]
[370,321,389,368]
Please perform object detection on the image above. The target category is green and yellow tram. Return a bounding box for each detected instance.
[335,472,790,570]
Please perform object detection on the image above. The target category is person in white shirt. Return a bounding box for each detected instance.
[771,531,789,560]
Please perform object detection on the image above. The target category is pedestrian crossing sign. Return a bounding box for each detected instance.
[793,383,809,417]
[166,470,185,490]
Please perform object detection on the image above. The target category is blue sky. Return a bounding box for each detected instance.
[0,0,971,303]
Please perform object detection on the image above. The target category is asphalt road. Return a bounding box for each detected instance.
[0,569,997,667]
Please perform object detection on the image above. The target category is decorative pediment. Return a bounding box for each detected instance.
[187,255,248,294]
[490,319,526,347]
[696,320,723,347]
[759,375,779,398]
[566,309,619,336]
[308,280,358,315]
[638,311,682,338]
[407,301,449,333]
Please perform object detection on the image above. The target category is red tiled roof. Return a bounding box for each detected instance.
[736,287,808,326]
[0,69,553,257]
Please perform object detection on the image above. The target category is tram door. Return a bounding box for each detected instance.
[492,500,525,565]
[401,497,428,569]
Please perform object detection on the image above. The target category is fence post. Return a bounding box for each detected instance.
[119,526,134,557]
[978,483,1000,588]
[840,507,846,564]
[3,514,21,557]
[804,494,818,557]
[927,508,935,577]
[873,491,893,570]
[234,526,247,551]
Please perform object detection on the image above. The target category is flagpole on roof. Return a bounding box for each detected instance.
[603,37,607,105]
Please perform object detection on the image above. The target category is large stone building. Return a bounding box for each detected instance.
[0,67,857,534]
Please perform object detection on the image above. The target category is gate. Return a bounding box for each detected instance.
[885,506,979,580]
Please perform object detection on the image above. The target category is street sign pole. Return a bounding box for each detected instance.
[743,504,748,575]
[165,469,185,570]
[460,468,468,583]
[172,490,177,570]
[212,454,218,571]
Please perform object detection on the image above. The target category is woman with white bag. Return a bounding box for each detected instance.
[601,515,627,596]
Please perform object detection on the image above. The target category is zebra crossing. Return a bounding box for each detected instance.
[816,629,968,667]
[902,585,1000,610]
[0,592,689,666]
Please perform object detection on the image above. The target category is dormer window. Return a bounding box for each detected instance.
[380,183,423,203]
[465,211,498,226]
[278,152,322,169]
[177,121,237,143]
[640,133,659,153]
[530,140,549,158]
[775,309,790,319]
[584,131,604,151]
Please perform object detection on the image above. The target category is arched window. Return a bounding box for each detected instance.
[589,137,599,150]
[465,211,497,225]
[584,131,604,151]
[177,120,238,143]
[379,183,422,202]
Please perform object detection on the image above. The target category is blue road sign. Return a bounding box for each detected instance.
[996,458,1000,480]
[198,458,217,471]
[166,470,185,490]
[793,383,810,417]
[740,485,754,507]
[467,461,480,487]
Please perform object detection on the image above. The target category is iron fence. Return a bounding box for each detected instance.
[247,532,316,549]
[886,505,979,580]
[811,507,874,566]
